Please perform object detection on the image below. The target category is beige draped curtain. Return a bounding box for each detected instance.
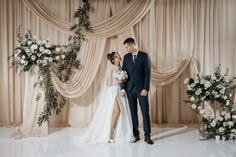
[1,0,236,127]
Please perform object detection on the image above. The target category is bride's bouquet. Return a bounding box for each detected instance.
[114,70,128,89]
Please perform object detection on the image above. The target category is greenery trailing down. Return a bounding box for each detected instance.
[10,0,92,126]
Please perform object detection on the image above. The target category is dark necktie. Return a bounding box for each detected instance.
[133,55,136,64]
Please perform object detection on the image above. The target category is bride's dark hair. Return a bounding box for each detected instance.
[107,52,119,65]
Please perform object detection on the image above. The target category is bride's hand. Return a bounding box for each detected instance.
[121,91,126,97]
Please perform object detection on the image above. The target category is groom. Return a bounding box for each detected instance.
[121,38,153,144]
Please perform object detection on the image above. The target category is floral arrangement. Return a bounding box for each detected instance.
[10,0,91,126]
[184,65,236,140]
[13,30,65,72]
[114,69,128,89]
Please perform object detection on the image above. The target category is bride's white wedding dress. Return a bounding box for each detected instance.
[77,64,134,144]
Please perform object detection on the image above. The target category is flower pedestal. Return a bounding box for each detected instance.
[12,67,48,139]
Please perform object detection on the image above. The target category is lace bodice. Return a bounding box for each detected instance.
[106,65,121,86]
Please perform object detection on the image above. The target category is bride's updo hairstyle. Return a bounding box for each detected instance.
[107,52,117,64]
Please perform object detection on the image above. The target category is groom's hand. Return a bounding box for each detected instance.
[140,89,148,96]
[121,91,126,97]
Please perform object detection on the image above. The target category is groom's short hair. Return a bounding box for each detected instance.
[123,38,136,45]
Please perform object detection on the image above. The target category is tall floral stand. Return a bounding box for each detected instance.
[12,67,48,139]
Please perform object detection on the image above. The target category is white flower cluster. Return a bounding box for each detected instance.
[14,34,66,70]
[114,70,128,81]
[184,65,236,140]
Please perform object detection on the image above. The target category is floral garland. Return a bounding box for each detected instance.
[184,65,236,140]
[10,0,91,126]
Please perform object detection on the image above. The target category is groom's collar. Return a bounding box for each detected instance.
[132,49,139,56]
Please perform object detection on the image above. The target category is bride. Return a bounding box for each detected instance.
[77,52,134,144]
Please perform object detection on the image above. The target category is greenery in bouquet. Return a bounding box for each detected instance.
[9,0,91,126]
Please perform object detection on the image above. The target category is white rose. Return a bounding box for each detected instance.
[232,115,236,119]
[47,50,51,55]
[22,55,26,59]
[184,78,189,84]
[30,44,38,50]
[24,61,28,65]
[42,40,47,44]
[200,79,206,84]
[45,43,51,48]
[56,47,61,52]
[228,121,234,127]
[211,120,216,127]
[191,104,197,109]
[215,135,221,140]
[190,96,195,101]
[61,55,65,59]
[37,40,42,45]
[27,40,32,45]
[48,57,53,62]
[219,127,225,133]
[20,59,25,64]
[226,100,229,106]
[204,81,212,89]
[200,109,205,115]
[25,48,30,53]
[218,116,224,121]
[190,83,196,88]
[31,55,36,61]
[55,56,60,60]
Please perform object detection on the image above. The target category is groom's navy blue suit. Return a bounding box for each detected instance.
[122,51,151,138]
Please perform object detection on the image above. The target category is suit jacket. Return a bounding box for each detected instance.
[122,51,151,93]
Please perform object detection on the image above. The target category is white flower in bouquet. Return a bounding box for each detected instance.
[212,76,217,80]
[200,109,205,115]
[48,57,53,62]
[30,44,38,50]
[195,88,202,95]
[31,55,36,61]
[61,55,65,59]
[232,115,236,119]
[197,106,202,110]
[228,121,234,127]
[218,116,224,121]
[226,100,229,106]
[220,88,225,94]
[36,60,42,64]
[25,48,30,53]
[37,40,42,45]
[200,79,206,84]
[222,136,226,141]
[223,122,227,127]
[184,78,189,84]
[204,81,211,88]
[47,50,52,55]
[224,96,227,100]
[27,40,33,46]
[190,83,196,88]
[210,114,215,119]
[219,127,225,133]
[39,46,45,52]
[42,60,47,66]
[15,49,21,54]
[114,70,128,81]
[55,56,60,60]
[42,40,47,45]
[187,85,192,91]
[56,47,61,52]
[45,42,52,48]
[215,135,221,140]
[205,91,210,96]
[21,55,26,59]
[225,113,231,120]
[194,78,199,84]
[190,96,195,101]
[37,53,42,57]
[231,129,236,133]
[214,94,220,98]
[191,104,197,109]
[24,60,28,66]
[20,59,25,64]
[221,111,226,116]
[211,120,216,127]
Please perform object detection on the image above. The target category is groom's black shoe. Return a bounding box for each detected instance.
[133,136,140,143]
[144,137,154,145]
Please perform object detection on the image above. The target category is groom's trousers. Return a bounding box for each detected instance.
[127,88,151,138]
